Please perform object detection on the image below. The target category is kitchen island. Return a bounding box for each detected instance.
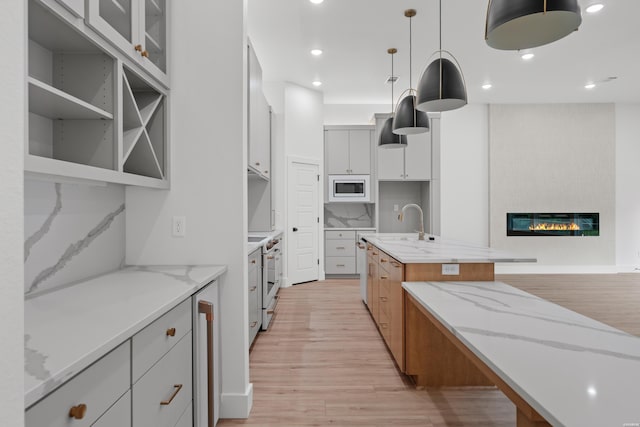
[361,233,535,376]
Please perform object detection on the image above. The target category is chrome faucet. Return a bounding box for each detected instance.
[398,203,425,240]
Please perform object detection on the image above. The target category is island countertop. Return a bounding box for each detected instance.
[24,265,227,408]
[362,233,536,264]
[403,280,640,427]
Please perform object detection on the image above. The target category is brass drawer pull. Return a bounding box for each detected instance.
[267,255,274,260]
[250,321,257,328]
[336,246,345,249]
[166,327,176,337]
[336,264,345,267]
[141,50,149,58]
[380,323,388,329]
[250,286,257,292]
[69,403,87,420]
[357,242,365,249]
[380,258,388,263]
[251,259,256,264]
[380,275,388,280]
[372,252,378,256]
[161,384,183,405]
[380,297,388,302]
[134,44,143,52]
[367,246,372,251]
[391,261,401,268]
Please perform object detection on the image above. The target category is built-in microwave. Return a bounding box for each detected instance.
[328,175,371,202]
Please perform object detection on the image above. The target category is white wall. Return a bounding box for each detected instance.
[439,104,489,246]
[0,1,25,425]
[324,104,386,125]
[126,0,252,418]
[490,104,616,273]
[615,104,640,271]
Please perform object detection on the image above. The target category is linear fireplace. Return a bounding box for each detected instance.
[507,213,599,237]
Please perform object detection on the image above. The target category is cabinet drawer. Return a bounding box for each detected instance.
[378,309,391,341]
[25,341,130,427]
[132,298,192,383]
[92,390,131,427]
[325,256,356,274]
[133,332,193,427]
[325,230,356,240]
[325,238,356,257]
[175,404,193,427]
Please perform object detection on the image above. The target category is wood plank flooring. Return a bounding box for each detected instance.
[218,274,640,426]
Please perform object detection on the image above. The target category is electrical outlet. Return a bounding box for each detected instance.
[172,216,186,237]
[442,264,460,276]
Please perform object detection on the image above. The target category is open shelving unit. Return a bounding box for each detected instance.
[26,0,168,188]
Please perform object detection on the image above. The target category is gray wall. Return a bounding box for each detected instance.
[489,104,616,266]
[378,181,430,234]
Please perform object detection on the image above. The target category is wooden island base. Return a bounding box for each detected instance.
[405,292,551,427]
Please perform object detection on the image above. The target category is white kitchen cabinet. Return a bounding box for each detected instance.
[248,248,262,346]
[25,342,130,427]
[92,390,131,427]
[325,127,373,175]
[26,0,169,188]
[324,229,373,276]
[86,0,168,86]
[55,0,84,17]
[248,42,271,181]
[377,133,431,181]
[133,332,193,427]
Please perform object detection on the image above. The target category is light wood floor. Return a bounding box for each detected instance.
[219,274,639,426]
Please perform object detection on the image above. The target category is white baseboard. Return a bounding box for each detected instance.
[220,383,253,419]
[495,264,620,274]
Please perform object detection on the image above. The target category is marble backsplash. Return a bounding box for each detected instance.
[24,180,125,296]
[325,203,374,228]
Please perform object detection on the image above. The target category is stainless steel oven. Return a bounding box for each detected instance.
[262,236,282,330]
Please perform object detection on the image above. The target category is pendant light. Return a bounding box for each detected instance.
[379,48,408,149]
[416,0,467,112]
[392,9,429,136]
[485,0,582,50]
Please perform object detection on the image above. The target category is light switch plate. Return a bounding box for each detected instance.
[172,216,186,237]
[442,264,460,275]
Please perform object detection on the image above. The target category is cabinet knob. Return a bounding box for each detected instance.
[255,162,260,166]
[380,258,388,263]
[166,327,176,337]
[69,404,87,420]
[264,170,268,174]
[141,50,149,58]
[134,44,143,52]
[251,259,256,264]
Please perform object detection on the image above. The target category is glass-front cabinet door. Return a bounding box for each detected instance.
[86,0,168,86]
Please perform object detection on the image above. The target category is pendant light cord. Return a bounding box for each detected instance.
[391,52,394,114]
[409,15,413,90]
[439,0,442,57]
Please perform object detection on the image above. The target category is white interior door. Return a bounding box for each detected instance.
[288,160,319,285]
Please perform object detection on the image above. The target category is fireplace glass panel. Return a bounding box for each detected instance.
[507,213,599,236]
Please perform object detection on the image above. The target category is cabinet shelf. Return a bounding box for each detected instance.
[28,77,113,120]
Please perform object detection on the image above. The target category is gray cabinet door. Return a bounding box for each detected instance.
[377,143,405,180]
[404,133,431,180]
[348,130,371,175]
[325,130,350,175]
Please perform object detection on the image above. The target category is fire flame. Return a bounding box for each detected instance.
[529,222,580,231]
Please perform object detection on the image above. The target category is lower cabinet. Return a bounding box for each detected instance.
[248,248,263,346]
[366,244,405,371]
[325,229,374,275]
[26,284,220,427]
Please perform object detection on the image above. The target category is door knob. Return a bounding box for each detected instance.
[292,227,298,232]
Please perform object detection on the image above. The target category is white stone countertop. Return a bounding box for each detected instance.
[247,230,283,253]
[403,281,640,427]
[324,227,377,230]
[24,265,227,408]
[362,233,536,264]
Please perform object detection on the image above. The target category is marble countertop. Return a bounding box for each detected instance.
[24,265,227,408]
[403,281,640,427]
[247,230,283,253]
[362,233,536,264]
[324,227,377,231]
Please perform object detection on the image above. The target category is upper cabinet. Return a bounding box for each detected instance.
[248,42,271,181]
[26,0,169,188]
[86,0,168,87]
[378,133,431,181]
[325,127,374,175]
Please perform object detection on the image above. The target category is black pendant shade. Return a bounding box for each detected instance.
[379,116,408,148]
[416,58,467,112]
[485,0,582,50]
[392,95,430,135]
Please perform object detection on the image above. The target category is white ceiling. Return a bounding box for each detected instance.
[247,0,640,105]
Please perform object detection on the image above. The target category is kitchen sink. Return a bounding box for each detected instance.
[248,236,265,243]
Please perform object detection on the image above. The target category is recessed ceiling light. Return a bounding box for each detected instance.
[309,0,324,4]
[586,4,604,13]
[521,53,535,60]
[585,83,596,89]
[310,49,323,56]
[312,80,322,87]
[482,83,492,90]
